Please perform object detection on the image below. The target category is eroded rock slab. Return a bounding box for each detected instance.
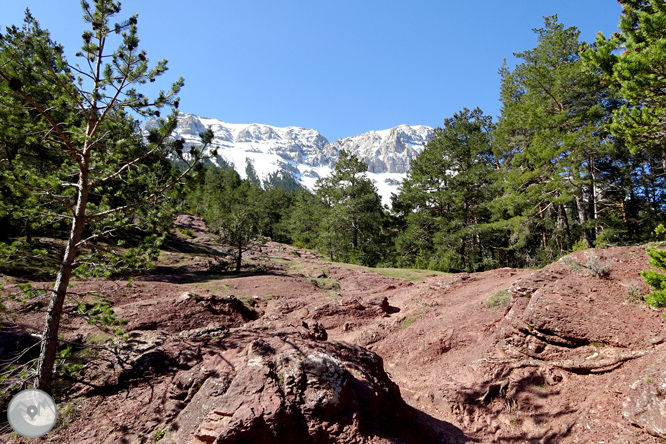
[623,368,666,438]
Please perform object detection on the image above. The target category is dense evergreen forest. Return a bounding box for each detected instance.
[2,2,666,279]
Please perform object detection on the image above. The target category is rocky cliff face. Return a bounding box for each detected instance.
[143,113,433,205]
[331,124,433,174]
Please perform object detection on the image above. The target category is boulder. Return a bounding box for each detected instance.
[166,334,425,444]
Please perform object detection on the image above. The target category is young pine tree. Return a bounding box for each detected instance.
[0,1,209,390]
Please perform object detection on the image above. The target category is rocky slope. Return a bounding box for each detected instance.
[2,216,666,443]
[144,114,434,205]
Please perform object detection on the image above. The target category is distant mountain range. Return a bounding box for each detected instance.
[144,113,434,206]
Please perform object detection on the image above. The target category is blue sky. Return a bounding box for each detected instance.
[2,1,622,142]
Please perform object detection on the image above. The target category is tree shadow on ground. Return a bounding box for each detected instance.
[137,267,274,285]
[409,406,477,444]
[455,365,578,442]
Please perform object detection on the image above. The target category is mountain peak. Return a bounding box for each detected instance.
[143,114,433,206]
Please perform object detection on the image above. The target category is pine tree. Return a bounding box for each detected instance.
[393,108,496,271]
[314,150,385,265]
[582,0,666,171]
[642,246,666,308]
[494,16,611,262]
[201,165,260,272]
[0,2,208,390]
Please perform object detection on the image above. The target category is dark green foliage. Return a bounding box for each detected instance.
[642,227,666,307]
[193,164,301,270]
[263,170,303,195]
[493,16,610,261]
[245,158,261,188]
[582,0,666,169]
[391,14,664,271]
[393,108,497,271]
[314,150,386,266]
[287,189,322,248]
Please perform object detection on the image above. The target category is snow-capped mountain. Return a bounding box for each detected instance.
[144,113,433,206]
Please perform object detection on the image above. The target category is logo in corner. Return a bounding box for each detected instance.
[7,388,58,438]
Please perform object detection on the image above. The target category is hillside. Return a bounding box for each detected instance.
[1,215,665,443]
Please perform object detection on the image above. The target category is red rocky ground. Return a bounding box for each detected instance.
[1,214,665,443]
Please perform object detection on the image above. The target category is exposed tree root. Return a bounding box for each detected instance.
[480,350,647,373]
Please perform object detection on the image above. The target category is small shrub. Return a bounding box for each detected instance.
[562,257,585,274]
[57,346,83,377]
[586,256,612,278]
[485,289,512,311]
[641,247,666,308]
[181,229,195,239]
[152,428,166,442]
[309,277,340,291]
[208,255,231,273]
[237,296,257,310]
[626,285,643,304]
[54,400,78,429]
[571,238,589,252]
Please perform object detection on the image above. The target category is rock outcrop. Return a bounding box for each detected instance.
[164,332,427,444]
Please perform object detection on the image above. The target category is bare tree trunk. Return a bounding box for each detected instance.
[556,204,571,252]
[236,239,242,273]
[574,193,592,247]
[35,113,93,389]
[35,165,89,390]
[537,204,547,249]
[589,157,599,238]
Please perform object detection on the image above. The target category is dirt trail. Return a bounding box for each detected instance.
[2,214,666,443]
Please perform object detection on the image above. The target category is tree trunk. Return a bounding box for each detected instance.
[574,192,592,247]
[236,239,242,273]
[589,157,599,238]
[35,116,92,390]
[556,204,571,252]
[537,204,547,249]
[25,218,32,244]
[35,178,88,390]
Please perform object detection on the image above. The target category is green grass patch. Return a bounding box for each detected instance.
[180,228,196,239]
[400,315,421,329]
[327,262,449,281]
[326,291,342,298]
[270,257,307,272]
[54,399,79,430]
[485,289,512,311]
[84,332,112,345]
[309,277,340,291]
[373,267,449,281]
[237,295,257,310]
[192,281,232,294]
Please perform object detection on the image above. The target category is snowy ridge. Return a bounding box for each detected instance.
[144,113,433,206]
